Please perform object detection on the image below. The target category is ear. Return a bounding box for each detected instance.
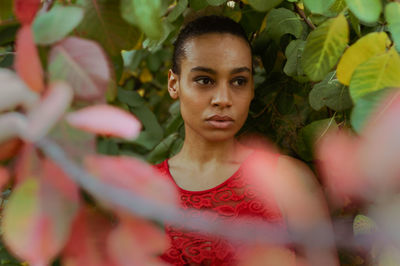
[168,69,180,99]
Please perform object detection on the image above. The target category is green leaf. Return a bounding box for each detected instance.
[97,138,120,155]
[120,0,163,39]
[117,88,163,150]
[284,39,306,78]
[0,24,19,46]
[301,13,349,81]
[348,10,361,37]
[206,0,226,6]
[239,5,267,35]
[329,0,347,15]
[147,133,179,164]
[223,6,242,22]
[0,52,14,68]
[349,48,400,101]
[122,49,148,71]
[189,0,208,10]
[309,71,353,111]
[170,137,184,157]
[142,20,175,52]
[351,88,393,133]
[0,242,21,265]
[263,8,303,44]
[304,0,336,14]
[248,0,283,12]
[0,0,13,22]
[167,0,188,22]
[344,0,382,23]
[337,32,389,86]
[386,2,400,52]
[296,118,338,161]
[32,6,84,45]
[75,0,141,56]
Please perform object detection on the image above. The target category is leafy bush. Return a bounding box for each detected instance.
[1,0,400,265]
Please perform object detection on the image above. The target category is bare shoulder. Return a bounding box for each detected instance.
[277,155,313,174]
[276,155,320,193]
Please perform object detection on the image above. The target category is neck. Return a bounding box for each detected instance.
[176,126,242,167]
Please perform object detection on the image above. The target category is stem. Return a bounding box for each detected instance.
[41,0,55,12]
[294,3,316,30]
[36,138,289,245]
[35,138,369,250]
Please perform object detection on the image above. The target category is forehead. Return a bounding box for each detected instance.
[181,33,252,72]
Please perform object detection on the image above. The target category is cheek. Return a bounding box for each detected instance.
[179,93,205,121]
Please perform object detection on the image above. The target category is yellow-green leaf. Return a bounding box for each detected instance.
[386,2,400,52]
[345,0,382,23]
[349,48,400,101]
[301,13,349,81]
[2,178,40,260]
[2,174,78,266]
[337,32,390,85]
[353,214,376,236]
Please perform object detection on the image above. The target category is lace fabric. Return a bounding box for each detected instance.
[154,154,284,266]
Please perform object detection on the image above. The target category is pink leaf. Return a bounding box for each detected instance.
[0,166,10,190]
[62,207,116,266]
[66,104,141,140]
[0,112,28,143]
[14,143,40,185]
[48,120,96,162]
[359,91,400,192]
[26,81,74,142]
[14,0,41,25]
[48,37,111,101]
[14,25,44,93]
[316,130,368,206]
[84,155,178,207]
[237,245,296,266]
[0,68,39,112]
[108,212,168,266]
[42,158,79,203]
[0,138,23,162]
[2,172,79,266]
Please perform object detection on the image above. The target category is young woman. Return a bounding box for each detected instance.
[155,15,338,266]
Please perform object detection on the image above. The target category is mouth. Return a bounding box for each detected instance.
[206,115,234,129]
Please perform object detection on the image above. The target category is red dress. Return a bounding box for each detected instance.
[154,153,284,265]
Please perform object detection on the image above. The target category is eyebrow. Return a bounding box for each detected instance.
[190,66,251,75]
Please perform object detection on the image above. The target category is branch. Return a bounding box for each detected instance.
[294,3,316,30]
[36,138,368,250]
[40,0,55,13]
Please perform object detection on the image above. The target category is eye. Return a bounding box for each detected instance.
[195,76,214,85]
[231,77,248,86]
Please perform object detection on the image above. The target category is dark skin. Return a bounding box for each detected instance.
[167,33,339,265]
[167,33,254,191]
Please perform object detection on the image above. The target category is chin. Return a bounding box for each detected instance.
[203,131,237,142]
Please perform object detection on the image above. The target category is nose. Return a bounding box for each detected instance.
[211,84,232,108]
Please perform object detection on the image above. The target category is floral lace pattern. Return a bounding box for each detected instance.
[154,158,283,266]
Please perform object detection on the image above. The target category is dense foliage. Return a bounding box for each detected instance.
[1,0,400,265]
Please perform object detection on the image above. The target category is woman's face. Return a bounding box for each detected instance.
[168,33,254,142]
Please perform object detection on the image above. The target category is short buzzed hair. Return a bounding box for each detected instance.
[172,15,252,75]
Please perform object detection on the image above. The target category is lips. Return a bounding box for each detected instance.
[206,115,234,129]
